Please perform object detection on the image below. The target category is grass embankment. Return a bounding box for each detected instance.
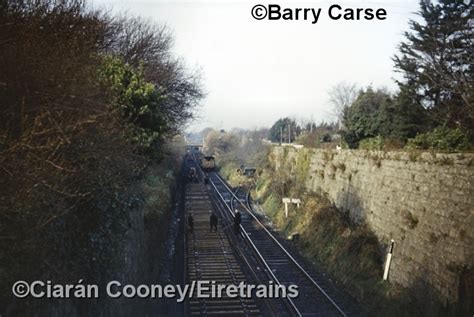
[256,173,389,313]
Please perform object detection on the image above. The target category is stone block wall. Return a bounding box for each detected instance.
[272,146,474,303]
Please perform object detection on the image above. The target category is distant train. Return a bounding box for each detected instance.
[200,156,215,171]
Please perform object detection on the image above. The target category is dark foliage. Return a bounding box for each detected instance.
[393,0,473,136]
[0,1,202,314]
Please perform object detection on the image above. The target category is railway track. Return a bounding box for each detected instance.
[184,157,263,316]
[208,172,359,317]
[184,182,262,316]
[184,151,362,316]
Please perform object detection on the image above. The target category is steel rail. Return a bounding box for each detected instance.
[211,172,347,317]
[210,186,284,317]
[184,178,259,315]
[209,176,302,317]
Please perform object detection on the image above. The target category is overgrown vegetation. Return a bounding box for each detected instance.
[406,126,471,153]
[0,1,201,314]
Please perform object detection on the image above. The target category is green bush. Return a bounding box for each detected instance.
[406,126,471,153]
[99,56,167,150]
[262,193,280,218]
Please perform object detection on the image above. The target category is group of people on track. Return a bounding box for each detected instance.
[185,159,242,236]
[187,209,241,235]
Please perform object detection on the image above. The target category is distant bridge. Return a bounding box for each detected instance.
[186,143,203,151]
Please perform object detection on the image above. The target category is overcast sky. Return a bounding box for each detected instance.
[91,0,420,132]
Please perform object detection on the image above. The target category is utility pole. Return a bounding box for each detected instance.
[288,124,291,143]
[280,127,283,145]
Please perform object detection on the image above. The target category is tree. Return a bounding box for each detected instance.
[393,0,473,135]
[107,17,204,135]
[342,88,393,147]
[269,117,299,143]
[388,86,430,140]
[342,86,431,148]
[328,82,358,125]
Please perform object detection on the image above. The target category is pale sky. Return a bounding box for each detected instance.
[91,0,420,132]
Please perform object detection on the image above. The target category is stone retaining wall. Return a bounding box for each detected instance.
[272,147,474,304]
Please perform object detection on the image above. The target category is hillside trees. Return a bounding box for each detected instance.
[0,1,202,313]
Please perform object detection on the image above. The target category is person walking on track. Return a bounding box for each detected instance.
[234,209,241,235]
[210,212,218,232]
